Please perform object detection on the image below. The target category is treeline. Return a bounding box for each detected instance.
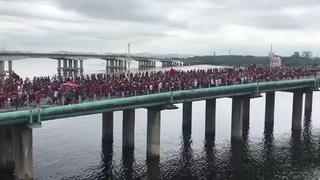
[181,55,320,66]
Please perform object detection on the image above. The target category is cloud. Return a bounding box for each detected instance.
[0,0,320,55]
[52,0,186,27]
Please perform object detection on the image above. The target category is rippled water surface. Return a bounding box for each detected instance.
[7,59,320,179]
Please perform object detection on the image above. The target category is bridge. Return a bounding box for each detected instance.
[0,52,187,78]
[0,77,318,179]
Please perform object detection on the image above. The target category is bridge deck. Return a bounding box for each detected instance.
[0,78,318,126]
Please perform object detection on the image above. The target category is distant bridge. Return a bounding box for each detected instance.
[0,51,188,77]
[0,77,319,179]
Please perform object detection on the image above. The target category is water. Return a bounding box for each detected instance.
[7,59,320,179]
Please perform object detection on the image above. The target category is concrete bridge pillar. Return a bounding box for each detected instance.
[123,109,135,150]
[231,96,244,140]
[0,126,14,173]
[105,60,109,73]
[205,99,216,138]
[147,108,161,159]
[110,60,114,73]
[74,60,78,76]
[13,125,33,180]
[265,92,275,128]
[182,102,192,134]
[63,60,67,77]
[242,97,250,129]
[68,59,72,76]
[0,60,4,80]
[304,91,313,118]
[8,60,12,74]
[80,60,84,75]
[57,59,62,78]
[292,91,303,131]
[102,112,113,142]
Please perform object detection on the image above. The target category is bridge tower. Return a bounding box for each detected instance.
[57,59,83,78]
[0,60,13,81]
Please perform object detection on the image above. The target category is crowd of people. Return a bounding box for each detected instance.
[0,65,316,110]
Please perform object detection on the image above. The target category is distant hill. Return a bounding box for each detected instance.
[182,55,320,66]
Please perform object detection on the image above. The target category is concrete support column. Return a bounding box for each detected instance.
[13,125,33,180]
[80,60,84,75]
[242,97,250,128]
[105,60,109,73]
[292,91,303,131]
[304,91,313,118]
[123,109,135,150]
[102,112,113,142]
[74,60,78,76]
[205,99,216,137]
[121,61,124,72]
[68,60,72,76]
[63,60,67,77]
[182,102,192,134]
[57,59,61,78]
[8,60,12,74]
[147,108,161,159]
[0,61,4,72]
[0,60,4,81]
[116,60,119,73]
[231,96,244,140]
[0,126,14,172]
[68,59,72,68]
[110,60,114,73]
[265,92,275,128]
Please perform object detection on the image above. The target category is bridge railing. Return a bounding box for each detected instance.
[0,75,318,113]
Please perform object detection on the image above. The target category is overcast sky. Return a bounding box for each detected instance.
[0,0,319,56]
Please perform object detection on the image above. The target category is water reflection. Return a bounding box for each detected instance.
[101,140,114,179]
[262,124,275,179]
[204,134,217,179]
[230,140,246,179]
[122,149,135,180]
[290,130,302,166]
[146,158,160,180]
[302,117,314,161]
[178,131,194,179]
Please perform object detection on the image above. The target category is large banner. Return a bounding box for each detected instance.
[270,56,282,68]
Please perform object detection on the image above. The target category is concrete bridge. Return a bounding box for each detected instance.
[0,77,319,179]
[0,52,186,78]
